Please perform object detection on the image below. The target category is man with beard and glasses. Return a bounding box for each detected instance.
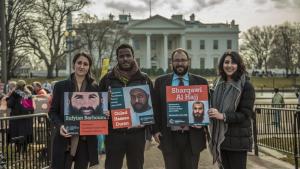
[129,88,152,126]
[192,101,205,123]
[153,48,208,169]
[99,44,154,169]
[69,92,103,116]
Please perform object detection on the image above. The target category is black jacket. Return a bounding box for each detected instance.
[221,81,255,151]
[99,70,154,134]
[49,75,99,169]
[153,73,208,155]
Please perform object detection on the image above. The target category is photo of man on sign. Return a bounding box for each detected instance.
[66,92,104,116]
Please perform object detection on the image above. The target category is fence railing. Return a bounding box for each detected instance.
[0,113,50,169]
[253,106,300,169]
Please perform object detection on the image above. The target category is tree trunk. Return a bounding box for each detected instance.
[47,64,55,78]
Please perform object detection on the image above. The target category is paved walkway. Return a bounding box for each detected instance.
[96,142,295,169]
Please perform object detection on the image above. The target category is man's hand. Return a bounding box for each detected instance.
[154,132,162,144]
[60,125,72,138]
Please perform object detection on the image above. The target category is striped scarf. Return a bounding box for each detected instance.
[209,74,246,167]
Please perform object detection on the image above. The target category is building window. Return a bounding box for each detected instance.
[168,40,172,50]
[133,39,140,49]
[213,40,218,50]
[227,40,232,49]
[187,40,192,50]
[151,40,156,50]
[200,58,205,69]
[200,40,205,50]
[213,57,219,68]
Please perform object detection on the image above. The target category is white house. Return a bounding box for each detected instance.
[117,14,239,71]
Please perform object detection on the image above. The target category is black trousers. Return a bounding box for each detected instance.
[162,132,200,169]
[65,139,89,169]
[105,129,146,169]
[220,150,247,169]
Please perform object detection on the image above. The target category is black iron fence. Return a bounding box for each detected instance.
[253,105,300,169]
[0,113,50,169]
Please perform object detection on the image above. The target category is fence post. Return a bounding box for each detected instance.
[253,108,259,156]
[0,152,6,169]
[294,111,299,169]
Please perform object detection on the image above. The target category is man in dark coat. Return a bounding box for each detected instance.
[153,48,208,169]
[99,44,154,169]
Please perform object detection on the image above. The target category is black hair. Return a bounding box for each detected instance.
[218,51,246,81]
[171,48,190,61]
[116,44,134,58]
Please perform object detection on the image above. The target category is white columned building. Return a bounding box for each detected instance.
[97,14,240,70]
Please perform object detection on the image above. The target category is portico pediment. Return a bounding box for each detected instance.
[128,15,185,30]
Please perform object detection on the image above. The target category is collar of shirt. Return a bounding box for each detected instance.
[172,73,189,86]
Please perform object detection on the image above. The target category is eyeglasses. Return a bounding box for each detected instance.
[172,59,188,63]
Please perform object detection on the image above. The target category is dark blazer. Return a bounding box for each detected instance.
[49,75,99,169]
[153,73,208,155]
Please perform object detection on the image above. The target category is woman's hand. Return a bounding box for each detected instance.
[208,108,224,120]
[60,125,72,138]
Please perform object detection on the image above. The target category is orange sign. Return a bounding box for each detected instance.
[111,108,132,128]
[79,120,108,135]
[166,85,208,102]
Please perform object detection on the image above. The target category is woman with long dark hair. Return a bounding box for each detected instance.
[49,52,99,169]
[208,51,255,169]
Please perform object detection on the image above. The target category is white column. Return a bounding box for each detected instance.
[129,37,133,46]
[146,34,151,69]
[180,33,186,49]
[163,34,168,72]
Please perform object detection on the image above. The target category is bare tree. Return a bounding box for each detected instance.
[75,14,130,80]
[241,26,275,71]
[272,22,296,76]
[4,0,35,79]
[22,0,89,78]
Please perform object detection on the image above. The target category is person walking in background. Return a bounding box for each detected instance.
[208,51,255,169]
[7,80,34,153]
[153,48,208,169]
[99,44,154,169]
[271,88,284,128]
[49,52,100,169]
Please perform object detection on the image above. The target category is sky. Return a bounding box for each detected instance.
[81,0,300,32]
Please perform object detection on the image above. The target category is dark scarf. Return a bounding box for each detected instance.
[112,60,139,85]
[209,74,246,167]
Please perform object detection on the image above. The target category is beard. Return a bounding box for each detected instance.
[132,103,150,113]
[193,113,204,123]
[173,65,188,76]
[119,62,134,71]
[70,105,102,116]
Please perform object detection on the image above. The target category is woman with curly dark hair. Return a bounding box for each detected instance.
[208,51,255,169]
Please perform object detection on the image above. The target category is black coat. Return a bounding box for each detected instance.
[99,70,154,135]
[221,81,255,151]
[7,90,33,143]
[49,75,99,169]
[153,73,208,155]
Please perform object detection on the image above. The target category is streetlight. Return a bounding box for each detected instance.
[64,11,76,75]
[1,0,7,85]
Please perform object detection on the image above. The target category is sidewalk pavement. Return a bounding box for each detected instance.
[97,142,295,169]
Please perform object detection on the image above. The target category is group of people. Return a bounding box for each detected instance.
[49,44,255,169]
[0,80,56,154]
